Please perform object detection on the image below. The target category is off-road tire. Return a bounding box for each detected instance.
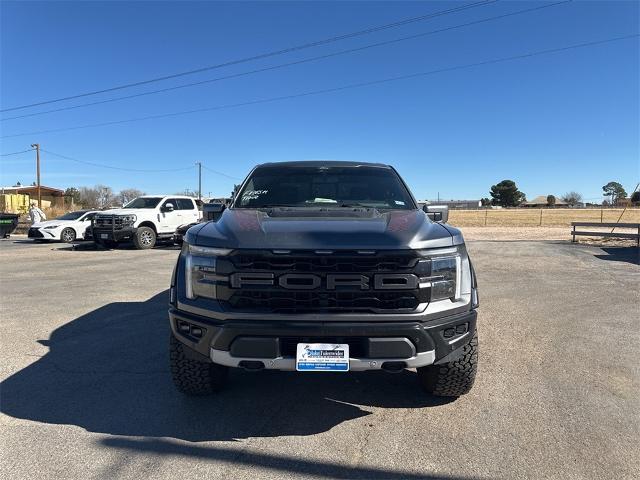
[133,226,156,249]
[417,331,478,397]
[61,227,76,243]
[170,334,228,395]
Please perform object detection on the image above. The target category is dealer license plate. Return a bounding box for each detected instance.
[100,234,108,239]
[296,343,349,372]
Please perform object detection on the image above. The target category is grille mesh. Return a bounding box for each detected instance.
[94,216,129,230]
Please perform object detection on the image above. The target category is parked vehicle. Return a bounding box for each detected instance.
[92,195,201,249]
[0,213,20,238]
[169,161,479,397]
[173,222,197,246]
[173,202,227,245]
[28,210,99,242]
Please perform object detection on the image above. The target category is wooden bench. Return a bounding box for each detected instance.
[571,222,640,246]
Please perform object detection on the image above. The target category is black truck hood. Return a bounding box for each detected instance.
[188,208,463,250]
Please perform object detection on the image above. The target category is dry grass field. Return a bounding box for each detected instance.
[448,207,640,227]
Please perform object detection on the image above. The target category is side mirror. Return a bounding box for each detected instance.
[422,204,449,223]
[203,202,225,221]
[163,203,174,212]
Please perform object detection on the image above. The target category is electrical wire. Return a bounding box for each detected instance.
[3,33,636,139]
[201,164,242,181]
[0,0,496,113]
[0,149,34,157]
[0,1,569,122]
[39,148,241,179]
[40,149,195,173]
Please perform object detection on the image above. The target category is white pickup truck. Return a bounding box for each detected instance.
[92,195,201,249]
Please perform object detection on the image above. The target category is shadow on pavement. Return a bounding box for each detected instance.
[593,247,639,265]
[102,437,479,480]
[1,291,451,443]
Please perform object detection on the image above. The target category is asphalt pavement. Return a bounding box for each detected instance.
[1,236,638,480]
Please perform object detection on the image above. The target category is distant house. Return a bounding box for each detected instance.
[0,185,65,212]
[522,195,568,208]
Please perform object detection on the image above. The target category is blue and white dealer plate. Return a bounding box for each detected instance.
[296,343,349,372]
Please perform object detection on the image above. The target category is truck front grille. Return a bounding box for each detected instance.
[94,215,130,230]
[216,250,428,314]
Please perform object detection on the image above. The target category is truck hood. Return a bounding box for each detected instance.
[189,208,463,250]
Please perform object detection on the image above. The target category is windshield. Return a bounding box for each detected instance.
[124,197,162,209]
[55,211,86,220]
[235,165,415,209]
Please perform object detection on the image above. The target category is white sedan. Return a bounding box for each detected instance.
[28,210,99,243]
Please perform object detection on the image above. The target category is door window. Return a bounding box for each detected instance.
[176,198,195,210]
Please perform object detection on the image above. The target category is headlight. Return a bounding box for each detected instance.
[184,243,232,300]
[417,248,462,302]
[122,214,136,223]
[44,225,59,229]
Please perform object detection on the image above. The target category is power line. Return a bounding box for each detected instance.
[1,0,569,122]
[0,149,34,157]
[39,148,241,180]
[40,149,195,173]
[0,1,496,113]
[201,164,242,181]
[3,33,637,139]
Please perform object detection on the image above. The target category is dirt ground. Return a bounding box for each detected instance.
[448,208,640,227]
[458,226,640,248]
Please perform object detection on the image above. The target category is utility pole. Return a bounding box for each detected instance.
[30,143,41,208]
[196,162,202,200]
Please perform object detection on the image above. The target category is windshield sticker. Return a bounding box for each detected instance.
[394,200,405,205]
[242,190,268,201]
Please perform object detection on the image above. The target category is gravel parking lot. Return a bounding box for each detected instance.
[1,236,638,480]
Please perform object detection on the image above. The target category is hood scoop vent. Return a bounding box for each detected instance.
[265,207,379,219]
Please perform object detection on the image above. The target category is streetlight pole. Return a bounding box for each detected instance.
[30,143,41,208]
[196,162,202,200]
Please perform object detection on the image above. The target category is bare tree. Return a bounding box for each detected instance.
[96,185,115,208]
[175,189,197,197]
[117,188,145,206]
[78,185,115,209]
[78,187,99,208]
[561,191,583,206]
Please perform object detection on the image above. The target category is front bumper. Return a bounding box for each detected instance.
[169,307,477,371]
[28,227,58,239]
[28,227,45,238]
[91,226,136,242]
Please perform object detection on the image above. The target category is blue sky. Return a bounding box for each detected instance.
[1,0,638,201]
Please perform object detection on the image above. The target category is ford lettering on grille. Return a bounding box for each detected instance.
[230,272,418,290]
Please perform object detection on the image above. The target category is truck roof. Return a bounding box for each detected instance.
[256,161,391,168]
[137,194,196,199]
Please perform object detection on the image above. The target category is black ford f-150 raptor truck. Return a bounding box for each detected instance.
[169,161,479,397]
